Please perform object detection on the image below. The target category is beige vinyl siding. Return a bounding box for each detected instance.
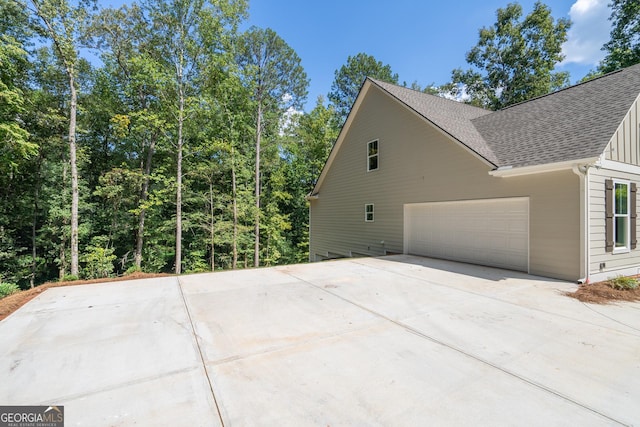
[310,85,581,281]
[604,95,640,164]
[588,167,640,275]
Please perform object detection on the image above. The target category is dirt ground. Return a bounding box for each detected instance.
[0,273,171,321]
[566,280,640,304]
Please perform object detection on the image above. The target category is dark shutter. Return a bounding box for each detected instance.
[632,183,637,250]
[605,179,614,252]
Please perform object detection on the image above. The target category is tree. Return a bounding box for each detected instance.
[0,0,37,172]
[236,26,308,267]
[281,96,336,262]
[27,0,95,276]
[443,2,571,110]
[328,53,398,124]
[408,81,440,96]
[599,0,640,73]
[144,0,246,274]
[88,5,170,271]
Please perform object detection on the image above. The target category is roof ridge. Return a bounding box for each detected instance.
[367,77,491,113]
[498,65,635,111]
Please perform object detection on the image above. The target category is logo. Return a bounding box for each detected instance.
[0,406,64,427]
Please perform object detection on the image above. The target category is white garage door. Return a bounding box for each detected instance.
[404,198,529,272]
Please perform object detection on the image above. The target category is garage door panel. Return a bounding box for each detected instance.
[405,198,529,272]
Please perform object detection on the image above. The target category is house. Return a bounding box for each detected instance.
[307,63,640,282]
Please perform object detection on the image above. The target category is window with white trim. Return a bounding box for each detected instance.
[614,180,630,251]
[365,204,374,222]
[367,140,378,171]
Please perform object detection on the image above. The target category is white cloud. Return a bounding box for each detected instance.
[561,0,611,65]
[279,106,302,136]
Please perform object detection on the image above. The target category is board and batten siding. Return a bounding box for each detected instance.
[591,95,640,279]
[588,167,640,277]
[309,84,581,281]
[604,94,640,164]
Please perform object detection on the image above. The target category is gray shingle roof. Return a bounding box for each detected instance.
[369,79,498,165]
[370,63,640,169]
[473,63,640,168]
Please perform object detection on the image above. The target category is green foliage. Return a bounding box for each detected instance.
[0,0,329,285]
[237,26,309,110]
[442,2,571,110]
[81,237,116,279]
[329,52,398,124]
[609,275,639,290]
[599,0,640,73]
[0,13,37,172]
[0,282,20,298]
[125,265,142,275]
[61,274,78,282]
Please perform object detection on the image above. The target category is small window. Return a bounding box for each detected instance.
[367,140,378,171]
[614,181,630,251]
[365,204,374,222]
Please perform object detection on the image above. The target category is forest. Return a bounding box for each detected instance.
[1,0,637,289]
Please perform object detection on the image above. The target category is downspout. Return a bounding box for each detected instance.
[572,164,591,283]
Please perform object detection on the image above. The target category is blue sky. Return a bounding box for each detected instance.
[246,0,613,110]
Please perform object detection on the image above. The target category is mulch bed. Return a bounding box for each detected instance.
[0,272,172,321]
[565,280,640,304]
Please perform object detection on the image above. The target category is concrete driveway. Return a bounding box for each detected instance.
[1,255,639,426]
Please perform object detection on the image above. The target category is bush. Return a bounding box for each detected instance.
[61,274,79,282]
[125,265,142,275]
[81,242,116,279]
[609,275,639,290]
[0,282,20,299]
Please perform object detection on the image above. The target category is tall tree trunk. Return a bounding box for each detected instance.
[175,81,184,275]
[59,152,68,280]
[135,137,155,269]
[209,181,215,272]
[69,72,79,276]
[254,103,262,268]
[30,151,44,288]
[31,200,37,288]
[231,146,238,270]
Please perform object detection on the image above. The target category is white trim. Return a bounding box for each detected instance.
[403,207,409,255]
[597,159,640,175]
[311,81,373,196]
[589,264,640,284]
[585,166,591,282]
[367,139,379,172]
[573,166,587,280]
[600,92,640,165]
[572,165,589,281]
[612,179,631,253]
[365,203,374,222]
[489,157,599,177]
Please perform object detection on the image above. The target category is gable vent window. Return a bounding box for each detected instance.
[367,140,379,171]
[365,204,374,222]
[605,179,637,252]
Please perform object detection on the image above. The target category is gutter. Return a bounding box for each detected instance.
[305,193,319,201]
[489,157,599,177]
